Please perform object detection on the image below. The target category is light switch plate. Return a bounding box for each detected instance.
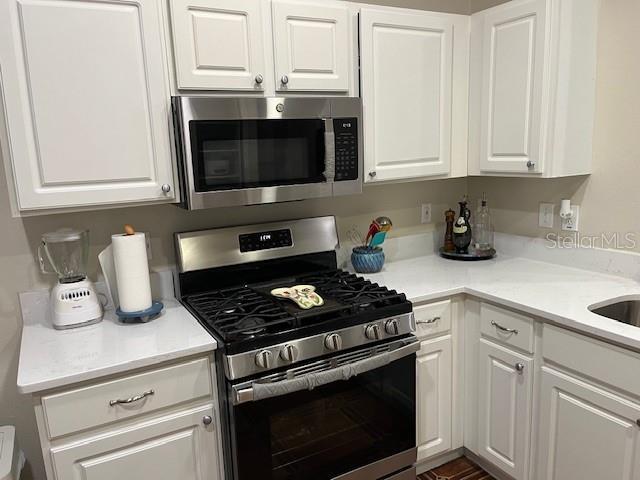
[421,204,432,224]
[539,203,555,228]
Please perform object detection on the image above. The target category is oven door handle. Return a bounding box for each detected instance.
[323,118,335,182]
[232,339,420,405]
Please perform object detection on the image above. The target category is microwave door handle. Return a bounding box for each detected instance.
[232,339,420,405]
[323,118,335,182]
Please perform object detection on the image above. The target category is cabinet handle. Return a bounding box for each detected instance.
[109,389,154,407]
[255,74,264,84]
[491,320,518,335]
[636,419,640,428]
[515,362,525,373]
[368,171,376,178]
[417,316,441,325]
[281,75,289,85]
[203,415,213,426]
[161,184,171,193]
[526,160,536,169]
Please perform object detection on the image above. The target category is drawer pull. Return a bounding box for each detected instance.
[515,362,525,373]
[491,320,519,335]
[417,316,441,325]
[109,389,155,407]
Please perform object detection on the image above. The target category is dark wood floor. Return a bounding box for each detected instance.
[418,457,495,480]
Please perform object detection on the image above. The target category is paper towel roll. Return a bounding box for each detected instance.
[112,233,152,312]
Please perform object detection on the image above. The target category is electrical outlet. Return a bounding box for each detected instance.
[539,203,555,228]
[561,206,580,232]
[421,203,432,224]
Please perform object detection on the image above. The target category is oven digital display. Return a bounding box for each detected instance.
[239,229,293,252]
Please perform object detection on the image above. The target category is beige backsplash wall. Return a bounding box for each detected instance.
[467,0,640,252]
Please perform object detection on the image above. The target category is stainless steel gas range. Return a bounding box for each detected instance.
[175,216,418,480]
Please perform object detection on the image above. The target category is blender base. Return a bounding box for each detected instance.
[50,278,103,329]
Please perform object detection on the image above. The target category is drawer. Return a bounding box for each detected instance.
[543,323,640,398]
[42,357,212,439]
[414,300,451,339]
[480,302,535,353]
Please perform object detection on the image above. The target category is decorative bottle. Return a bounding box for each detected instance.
[452,197,472,254]
[473,192,494,252]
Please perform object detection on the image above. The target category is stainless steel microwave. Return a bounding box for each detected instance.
[171,97,362,210]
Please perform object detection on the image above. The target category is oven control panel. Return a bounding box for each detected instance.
[239,229,293,253]
[333,118,358,182]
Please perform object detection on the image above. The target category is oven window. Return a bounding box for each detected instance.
[189,119,326,191]
[230,354,415,480]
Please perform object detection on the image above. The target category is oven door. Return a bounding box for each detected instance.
[173,97,362,210]
[227,337,418,480]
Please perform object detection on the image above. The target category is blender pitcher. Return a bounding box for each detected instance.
[38,229,89,283]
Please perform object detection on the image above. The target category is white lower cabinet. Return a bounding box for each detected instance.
[417,334,453,461]
[50,404,219,480]
[537,367,640,480]
[477,339,533,480]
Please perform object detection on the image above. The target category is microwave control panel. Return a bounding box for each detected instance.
[333,118,358,181]
[239,229,293,253]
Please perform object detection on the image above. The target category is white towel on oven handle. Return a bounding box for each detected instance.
[251,351,392,401]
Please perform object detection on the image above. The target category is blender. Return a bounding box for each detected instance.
[38,229,103,329]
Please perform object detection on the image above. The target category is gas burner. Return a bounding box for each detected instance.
[297,270,403,308]
[185,287,294,341]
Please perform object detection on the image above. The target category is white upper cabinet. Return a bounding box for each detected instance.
[169,0,355,94]
[272,0,350,92]
[170,0,268,91]
[478,0,546,174]
[469,0,599,177]
[360,8,469,182]
[0,0,176,213]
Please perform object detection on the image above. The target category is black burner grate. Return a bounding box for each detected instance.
[297,270,404,308]
[186,287,295,341]
[184,269,407,346]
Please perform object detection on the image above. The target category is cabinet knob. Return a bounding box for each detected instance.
[526,161,536,169]
[255,74,264,84]
[161,184,171,193]
[515,362,525,373]
[281,75,289,85]
[202,415,212,426]
[368,171,376,178]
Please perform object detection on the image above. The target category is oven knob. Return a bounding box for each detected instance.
[365,324,381,341]
[385,319,400,336]
[324,333,343,351]
[280,344,299,363]
[255,350,273,369]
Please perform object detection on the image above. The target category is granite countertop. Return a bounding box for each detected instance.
[363,253,640,351]
[17,290,216,395]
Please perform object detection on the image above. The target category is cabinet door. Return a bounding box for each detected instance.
[0,0,175,211]
[478,339,533,480]
[50,405,219,480]
[537,367,640,480]
[417,335,452,461]
[477,0,546,174]
[271,0,350,92]
[360,9,468,181]
[170,0,267,91]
